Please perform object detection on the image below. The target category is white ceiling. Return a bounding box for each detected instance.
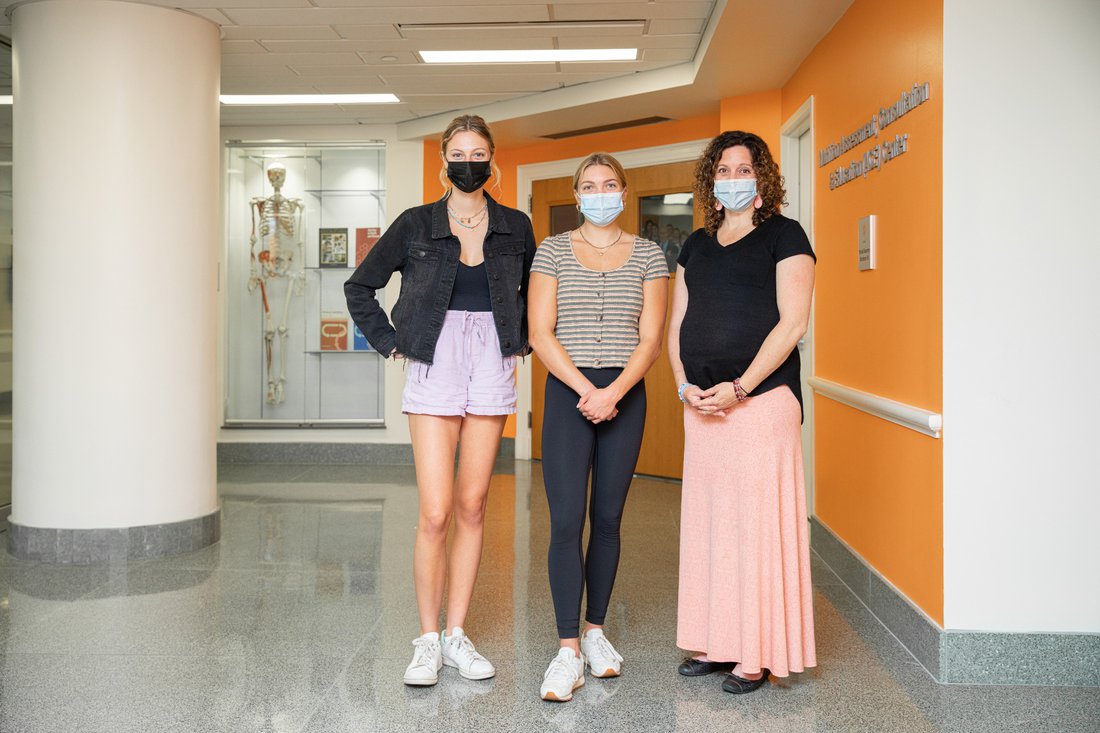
[0,0,852,145]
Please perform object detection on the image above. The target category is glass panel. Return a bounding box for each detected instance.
[225,143,387,426]
[639,192,693,275]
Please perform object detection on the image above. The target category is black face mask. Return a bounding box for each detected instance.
[446,160,492,193]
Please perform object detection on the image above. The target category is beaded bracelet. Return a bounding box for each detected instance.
[732,378,749,402]
[677,383,695,403]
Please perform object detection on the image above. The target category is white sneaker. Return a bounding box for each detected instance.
[403,632,442,686]
[580,629,623,678]
[441,627,496,680]
[540,647,585,702]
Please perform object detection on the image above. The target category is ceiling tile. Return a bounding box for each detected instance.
[395,21,645,40]
[647,17,708,35]
[379,74,562,94]
[150,1,312,7]
[638,48,696,63]
[287,66,396,79]
[553,2,714,22]
[379,63,575,78]
[222,52,366,68]
[185,8,235,25]
[223,6,550,26]
[356,52,421,66]
[557,35,699,49]
[221,25,343,41]
[222,40,268,54]
[259,38,408,56]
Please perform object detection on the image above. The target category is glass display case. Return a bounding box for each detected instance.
[224,142,387,426]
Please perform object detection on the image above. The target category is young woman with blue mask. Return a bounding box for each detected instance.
[528,152,669,701]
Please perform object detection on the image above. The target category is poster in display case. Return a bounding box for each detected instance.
[319,228,349,268]
[355,227,381,265]
[224,142,387,426]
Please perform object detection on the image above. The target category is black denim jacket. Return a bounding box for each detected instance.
[344,194,537,363]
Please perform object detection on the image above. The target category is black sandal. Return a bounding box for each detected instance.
[721,669,769,694]
[677,657,736,677]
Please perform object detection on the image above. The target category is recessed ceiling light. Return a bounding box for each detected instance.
[380,55,399,62]
[220,94,399,105]
[0,96,11,105]
[419,49,637,64]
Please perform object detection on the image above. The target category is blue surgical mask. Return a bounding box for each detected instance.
[578,192,624,226]
[713,178,757,212]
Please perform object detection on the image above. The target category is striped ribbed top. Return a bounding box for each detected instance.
[530,232,668,368]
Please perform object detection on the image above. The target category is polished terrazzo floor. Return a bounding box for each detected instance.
[0,461,1097,732]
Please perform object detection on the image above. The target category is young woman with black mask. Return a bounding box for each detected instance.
[346,115,536,687]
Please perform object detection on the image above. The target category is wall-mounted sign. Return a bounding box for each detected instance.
[819,82,931,191]
[858,215,876,271]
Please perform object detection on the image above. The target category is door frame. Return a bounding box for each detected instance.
[780,96,816,515]
[514,139,710,459]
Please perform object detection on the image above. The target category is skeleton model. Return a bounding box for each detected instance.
[248,163,305,404]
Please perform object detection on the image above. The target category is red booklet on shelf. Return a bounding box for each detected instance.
[355,227,381,266]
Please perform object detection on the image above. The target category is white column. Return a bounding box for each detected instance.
[11,0,220,531]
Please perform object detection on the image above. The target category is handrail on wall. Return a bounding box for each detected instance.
[808,376,942,438]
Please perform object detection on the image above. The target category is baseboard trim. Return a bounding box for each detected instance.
[217,438,515,465]
[810,517,1099,686]
[7,509,220,565]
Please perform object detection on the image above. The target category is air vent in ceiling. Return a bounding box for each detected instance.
[542,117,672,140]
[397,21,645,36]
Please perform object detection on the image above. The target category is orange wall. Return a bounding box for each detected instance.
[422,113,720,438]
[719,89,783,159]
[413,0,945,621]
[780,0,944,622]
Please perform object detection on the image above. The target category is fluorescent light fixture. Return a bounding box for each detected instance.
[220,94,399,105]
[0,96,12,105]
[419,49,637,64]
[663,193,693,205]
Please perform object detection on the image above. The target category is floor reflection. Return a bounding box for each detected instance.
[0,461,1095,733]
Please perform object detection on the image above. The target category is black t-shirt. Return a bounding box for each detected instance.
[676,214,815,414]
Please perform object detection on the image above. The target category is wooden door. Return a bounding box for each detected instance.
[529,160,700,479]
[529,176,577,461]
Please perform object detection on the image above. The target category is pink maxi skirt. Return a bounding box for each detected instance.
[676,385,816,677]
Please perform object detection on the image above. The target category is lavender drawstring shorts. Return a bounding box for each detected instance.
[402,310,517,417]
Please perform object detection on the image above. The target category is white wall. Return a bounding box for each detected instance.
[217,125,423,446]
[943,0,1100,632]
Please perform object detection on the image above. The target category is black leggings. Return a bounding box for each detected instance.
[542,368,647,639]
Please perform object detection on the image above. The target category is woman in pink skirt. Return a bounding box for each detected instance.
[667,130,817,694]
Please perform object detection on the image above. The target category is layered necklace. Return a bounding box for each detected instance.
[576,226,624,255]
[448,201,488,230]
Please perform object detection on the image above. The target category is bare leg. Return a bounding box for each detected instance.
[409,413,462,635]
[445,414,507,630]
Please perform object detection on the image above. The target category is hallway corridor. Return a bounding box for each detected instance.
[0,461,1095,732]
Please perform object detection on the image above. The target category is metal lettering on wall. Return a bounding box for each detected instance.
[818,82,931,191]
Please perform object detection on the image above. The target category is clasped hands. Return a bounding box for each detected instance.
[681,382,741,417]
[576,386,620,424]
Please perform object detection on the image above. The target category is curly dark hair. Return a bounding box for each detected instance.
[693,131,786,234]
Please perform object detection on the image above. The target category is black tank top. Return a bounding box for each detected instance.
[448,261,492,312]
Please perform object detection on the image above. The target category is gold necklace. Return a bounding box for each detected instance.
[448,203,487,230]
[576,227,623,254]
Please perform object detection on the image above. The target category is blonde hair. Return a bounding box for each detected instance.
[572,152,628,191]
[439,114,502,195]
